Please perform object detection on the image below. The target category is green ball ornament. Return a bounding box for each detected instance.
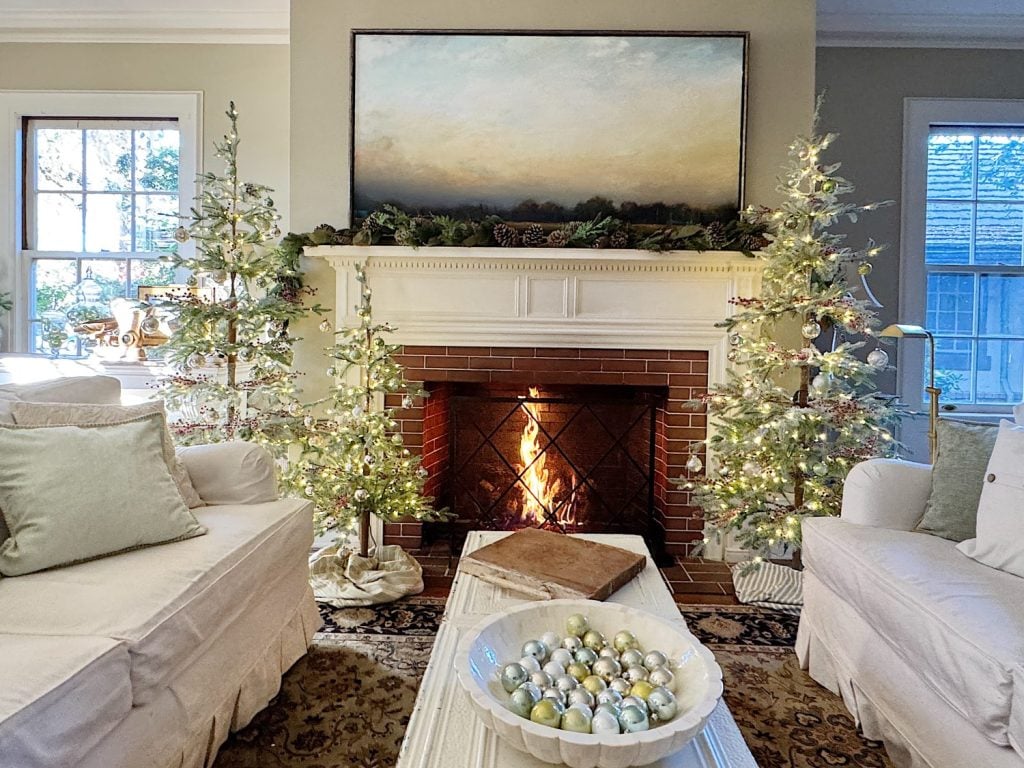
[509,689,537,716]
[630,680,655,701]
[560,707,593,733]
[500,663,528,693]
[784,215,800,230]
[613,630,640,654]
[566,613,589,638]
[858,261,873,276]
[582,629,606,651]
[530,699,563,728]
[821,179,837,194]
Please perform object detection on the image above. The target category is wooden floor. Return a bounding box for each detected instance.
[412,539,739,605]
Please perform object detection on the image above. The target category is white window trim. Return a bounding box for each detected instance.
[0,90,201,353]
[900,97,1024,417]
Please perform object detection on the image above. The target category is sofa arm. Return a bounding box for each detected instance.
[175,441,278,506]
[840,458,932,530]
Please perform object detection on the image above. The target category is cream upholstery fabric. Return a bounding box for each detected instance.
[0,634,132,767]
[958,421,1024,578]
[0,497,311,704]
[839,458,932,530]
[798,572,1024,768]
[10,400,203,508]
[802,516,1024,753]
[177,441,278,505]
[0,413,206,576]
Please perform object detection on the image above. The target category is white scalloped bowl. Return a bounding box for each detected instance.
[454,599,723,768]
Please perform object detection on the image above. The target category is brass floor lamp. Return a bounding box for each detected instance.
[879,324,940,464]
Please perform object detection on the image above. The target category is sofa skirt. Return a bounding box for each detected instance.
[80,584,320,768]
[797,572,1023,768]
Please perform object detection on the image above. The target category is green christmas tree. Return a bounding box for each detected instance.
[678,127,898,555]
[285,261,446,557]
[159,102,316,450]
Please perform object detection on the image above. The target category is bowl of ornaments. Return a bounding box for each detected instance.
[454,598,724,768]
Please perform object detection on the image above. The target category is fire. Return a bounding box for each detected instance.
[517,387,580,528]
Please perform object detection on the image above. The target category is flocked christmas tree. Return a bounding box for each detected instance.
[677,125,898,555]
[284,261,446,557]
[159,102,316,449]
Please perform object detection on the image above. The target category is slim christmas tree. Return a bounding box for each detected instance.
[679,127,897,554]
[159,102,314,449]
[285,261,445,557]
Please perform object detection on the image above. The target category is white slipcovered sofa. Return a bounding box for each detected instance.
[797,458,1024,768]
[0,376,320,768]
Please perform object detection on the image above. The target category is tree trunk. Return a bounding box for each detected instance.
[359,510,370,558]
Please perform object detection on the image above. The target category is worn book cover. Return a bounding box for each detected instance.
[460,528,647,601]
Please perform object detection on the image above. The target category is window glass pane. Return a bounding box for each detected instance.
[977,133,1024,200]
[31,321,78,357]
[134,129,179,192]
[927,133,975,199]
[129,258,178,300]
[35,192,83,250]
[135,194,178,251]
[976,339,1024,404]
[925,202,972,264]
[979,274,1024,336]
[926,273,974,336]
[84,129,132,191]
[933,337,974,403]
[78,259,127,304]
[975,204,1024,266]
[35,128,82,191]
[30,259,77,318]
[84,193,132,252]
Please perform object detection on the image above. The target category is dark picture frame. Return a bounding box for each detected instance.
[350,29,749,226]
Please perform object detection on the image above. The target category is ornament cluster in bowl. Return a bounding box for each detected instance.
[454,599,723,768]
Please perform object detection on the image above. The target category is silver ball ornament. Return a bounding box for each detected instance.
[685,455,703,473]
[518,655,541,674]
[554,674,578,695]
[592,657,622,683]
[574,647,598,667]
[596,688,623,707]
[562,636,583,653]
[621,695,649,714]
[609,677,633,695]
[624,665,650,684]
[140,316,160,334]
[173,226,190,243]
[522,640,547,662]
[517,681,543,703]
[867,348,889,368]
[530,671,553,689]
[801,320,822,340]
[647,686,678,722]
[353,488,369,502]
[500,663,528,693]
[620,649,644,669]
[543,660,566,678]
[542,687,566,706]
[540,631,561,652]
[591,709,621,734]
[648,666,675,691]
[567,687,595,709]
[598,646,620,661]
[643,650,668,671]
[595,702,622,719]
[319,319,333,333]
[549,648,574,669]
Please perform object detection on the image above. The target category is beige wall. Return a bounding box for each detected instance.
[290,0,817,393]
[0,43,291,221]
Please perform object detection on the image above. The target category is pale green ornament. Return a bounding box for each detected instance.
[566,613,590,638]
[574,647,598,667]
[500,663,528,693]
[582,629,606,651]
[509,688,537,718]
[522,640,547,662]
[618,704,650,733]
[630,680,655,701]
[566,662,590,683]
[581,675,607,696]
[613,630,640,653]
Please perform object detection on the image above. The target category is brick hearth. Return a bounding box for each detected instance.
[384,345,709,556]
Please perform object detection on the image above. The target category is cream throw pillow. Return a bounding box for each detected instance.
[0,412,206,576]
[957,421,1024,578]
[10,400,203,509]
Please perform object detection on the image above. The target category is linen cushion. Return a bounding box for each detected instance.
[0,497,312,704]
[803,516,1024,752]
[0,375,120,422]
[0,412,206,576]
[10,400,203,509]
[0,634,132,766]
[177,441,278,505]
[958,421,1024,578]
[916,419,998,541]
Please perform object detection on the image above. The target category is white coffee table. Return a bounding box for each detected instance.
[397,532,757,768]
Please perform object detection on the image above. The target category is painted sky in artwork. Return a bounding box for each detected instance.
[353,33,745,213]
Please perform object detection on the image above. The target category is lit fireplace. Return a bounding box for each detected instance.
[516,387,582,530]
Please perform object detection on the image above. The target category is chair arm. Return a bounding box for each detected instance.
[840,458,932,530]
[175,441,278,506]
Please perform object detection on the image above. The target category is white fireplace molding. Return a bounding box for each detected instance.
[312,246,763,392]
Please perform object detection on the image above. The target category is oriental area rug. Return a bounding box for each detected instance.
[213,598,891,768]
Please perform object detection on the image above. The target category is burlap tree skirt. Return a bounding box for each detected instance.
[309,544,424,607]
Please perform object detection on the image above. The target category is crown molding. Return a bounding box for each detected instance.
[0,9,288,45]
[818,11,1024,49]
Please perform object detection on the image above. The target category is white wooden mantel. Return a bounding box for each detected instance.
[312,246,764,560]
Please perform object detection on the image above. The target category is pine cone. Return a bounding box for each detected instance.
[592,235,611,249]
[394,228,417,246]
[562,221,583,238]
[609,230,629,249]
[492,222,520,247]
[741,233,770,251]
[546,230,568,248]
[360,212,386,232]
[521,224,546,247]
[704,221,728,249]
[313,223,336,235]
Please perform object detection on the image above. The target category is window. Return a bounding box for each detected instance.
[25,119,182,355]
[902,100,1024,414]
[0,91,199,356]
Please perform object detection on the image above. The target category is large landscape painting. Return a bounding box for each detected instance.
[351,31,748,225]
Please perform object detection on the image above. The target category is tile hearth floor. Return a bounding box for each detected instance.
[412,539,739,605]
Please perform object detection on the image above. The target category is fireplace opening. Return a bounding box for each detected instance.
[424,383,665,553]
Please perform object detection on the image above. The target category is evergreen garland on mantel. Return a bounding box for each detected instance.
[279,204,769,264]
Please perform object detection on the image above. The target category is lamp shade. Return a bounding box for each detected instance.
[879,323,931,339]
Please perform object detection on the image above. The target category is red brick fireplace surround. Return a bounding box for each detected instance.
[383,345,709,556]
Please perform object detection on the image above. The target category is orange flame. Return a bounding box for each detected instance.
[517,387,579,527]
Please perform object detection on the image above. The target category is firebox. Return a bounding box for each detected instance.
[439,384,662,545]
